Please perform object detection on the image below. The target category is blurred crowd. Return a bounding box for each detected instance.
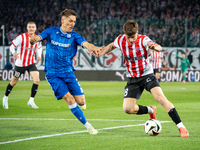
[0,0,200,47]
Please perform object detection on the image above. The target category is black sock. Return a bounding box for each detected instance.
[31,84,38,98]
[5,83,13,96]
[136,105,148,115]
[168,108,181,125]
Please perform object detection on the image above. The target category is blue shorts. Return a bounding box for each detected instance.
[45,72,84,100]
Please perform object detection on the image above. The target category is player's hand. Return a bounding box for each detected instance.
[96,50,105,58]
[13,53,19,59]
[147,42,155,49]
[37,56,41,62]
[30,36,39,45]
[90,46,104,55]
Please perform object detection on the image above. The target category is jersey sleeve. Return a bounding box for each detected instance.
[160,52,163,58]
[9,44,16,54]
[36,42,42,57]
[74,32,87,46]
[142,36,154,48]
[176,54,182,60]
[38,27,53,40]
[113,35,121,48]
[186,59,191,67]
[12,35,22,47]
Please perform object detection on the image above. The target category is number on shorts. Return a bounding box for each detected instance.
[124,88,128,97]
[14,71,20,78]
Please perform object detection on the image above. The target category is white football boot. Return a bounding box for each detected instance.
[27,98,39,109]
[2,96,8,109]
[87,126,98,134]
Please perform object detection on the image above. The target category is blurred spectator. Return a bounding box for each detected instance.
[0,0,200,47]
[189,24,200,46]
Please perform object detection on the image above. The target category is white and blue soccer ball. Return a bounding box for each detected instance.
[144,119,162,136]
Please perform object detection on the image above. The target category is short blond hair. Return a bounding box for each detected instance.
[27,21,36,26]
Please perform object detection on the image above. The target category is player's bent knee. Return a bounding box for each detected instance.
[63,93,75,105]
[123,106,136,114]
[123,108,131,114]
[74,95,85,105]
[78,99,85,105]
[34,79,40,85]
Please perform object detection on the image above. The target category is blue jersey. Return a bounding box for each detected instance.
[38,26,86,73]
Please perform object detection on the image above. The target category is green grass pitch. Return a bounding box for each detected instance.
[0,81,200,150]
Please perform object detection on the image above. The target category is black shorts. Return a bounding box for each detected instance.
[13,64,38,78]
[124,73,160,99]
[153,68,161,74]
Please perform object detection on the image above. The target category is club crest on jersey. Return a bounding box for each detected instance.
[67,34,71,38]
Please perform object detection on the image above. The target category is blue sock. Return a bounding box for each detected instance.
[69,103,87,125]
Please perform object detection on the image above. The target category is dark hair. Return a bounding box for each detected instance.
[123,20,138,36]
[60,9,77,18]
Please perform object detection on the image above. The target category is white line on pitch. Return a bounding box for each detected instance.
[0,121,172,145]
[0,118,145,122]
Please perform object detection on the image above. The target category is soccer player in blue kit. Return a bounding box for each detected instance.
[30,9,103,134]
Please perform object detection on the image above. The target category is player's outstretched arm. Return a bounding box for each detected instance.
[82,42,104,55]
[147,42,162,52]
[30,35,41,45]
[96,42,115,58]
[172,52,182,59]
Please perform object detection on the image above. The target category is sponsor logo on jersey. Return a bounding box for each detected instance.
[51,40,71,47]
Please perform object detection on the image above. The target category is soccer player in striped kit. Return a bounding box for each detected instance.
[2,21,42,109]
[30,9,103,134]
[149,51,165,82]
[97,20,189,137]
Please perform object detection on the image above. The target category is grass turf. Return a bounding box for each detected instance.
[0,81,200,150]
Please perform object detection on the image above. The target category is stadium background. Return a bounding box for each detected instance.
[0,0,200,81]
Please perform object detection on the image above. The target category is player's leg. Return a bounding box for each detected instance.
[123,77,156,118]
[27,68,40,109]
[2,76,19,109]
[63,93,87,124]
[68,76,86,110]
[74,95,86,110]
[151,86,189,137]
[68,77,97,134]
[182,72,186,84]
[2,66,22,109]
[46,73,98,134]
[63,93,98,134]
[123,98,155,117]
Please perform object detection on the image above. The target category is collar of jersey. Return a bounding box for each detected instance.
[60,27,73,35]
[26,32,36,37]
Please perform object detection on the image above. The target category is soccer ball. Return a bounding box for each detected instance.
[144,119,162,136]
